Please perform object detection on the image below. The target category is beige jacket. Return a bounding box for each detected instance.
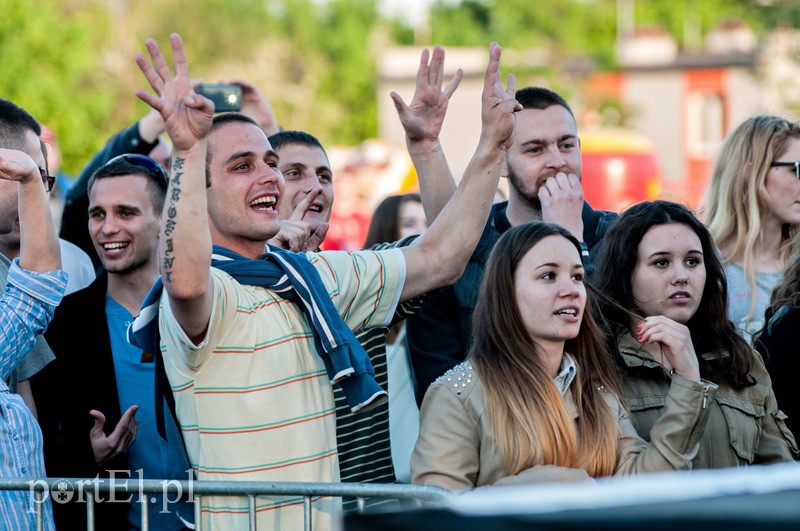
[412,360,713,490]
[617,332,799,468]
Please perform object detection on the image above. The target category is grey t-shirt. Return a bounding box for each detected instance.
[724,261,782,345]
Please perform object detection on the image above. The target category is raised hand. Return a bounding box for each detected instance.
[89,405,139,465]
[268,188,329,252]
[638,316,701,382]
[539,172,585,242]
[480,42,521,152]
[134,33,214,152]
[0,148,41,186]
[390,46,463,147]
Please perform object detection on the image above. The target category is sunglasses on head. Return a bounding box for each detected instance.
[103,153,169,183]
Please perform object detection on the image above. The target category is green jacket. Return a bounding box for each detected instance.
[617,332,799,468]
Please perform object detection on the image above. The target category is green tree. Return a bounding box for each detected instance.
[0,0,114,174]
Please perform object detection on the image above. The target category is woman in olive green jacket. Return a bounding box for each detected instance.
[594,201,798,467]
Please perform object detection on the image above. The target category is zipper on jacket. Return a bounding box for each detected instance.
[702,385,710,409]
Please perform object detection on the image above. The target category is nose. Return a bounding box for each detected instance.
[303,176,323,195]
[100,215,120,235]
[543,144,567,170]
[558,278,580,298]
[671,267,689,285]
[259,162,281,183]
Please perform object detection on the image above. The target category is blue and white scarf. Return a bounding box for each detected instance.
[128,245,387,413]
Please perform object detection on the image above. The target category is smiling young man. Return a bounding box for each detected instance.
[132,34,518,529]
[33,155,193,530]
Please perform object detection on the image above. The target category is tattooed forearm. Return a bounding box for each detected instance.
[162,156,184,284]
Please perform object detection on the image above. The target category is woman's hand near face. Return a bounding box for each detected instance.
[638,316,701,382]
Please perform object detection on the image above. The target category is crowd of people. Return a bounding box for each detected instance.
[0,31,798,530]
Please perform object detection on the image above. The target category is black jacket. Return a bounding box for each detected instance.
[33,273,129,529]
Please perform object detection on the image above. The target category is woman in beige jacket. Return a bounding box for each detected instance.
[412,222,714,490]
[593,200,798,468]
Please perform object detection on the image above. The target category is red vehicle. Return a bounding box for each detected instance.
[580,127,662,213]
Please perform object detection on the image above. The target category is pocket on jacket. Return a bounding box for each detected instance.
[716,394,765,463]
[626,394,666,411]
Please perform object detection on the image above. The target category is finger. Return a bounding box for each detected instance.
[89,410,106,435]
[135,53,165,95]
[289,188,322,221]
[483,42,502,93]
[506,73,519,101]
[304,222,329,252]
[554,172,570,188]
[170,33,190,78]
[430,45,445,87]
[145,38,172,85]
[390,91,409,114]
[442,68,463,100]
[134,89,164,114]
[416,48,430,90]
[186,93,215,114]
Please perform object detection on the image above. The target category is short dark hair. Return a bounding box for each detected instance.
[269,130,327,159]
[592,200,755,388]
[515,87,575,121]
[0,98,41,151]
[205,112,263,186]
[88,155,168,215]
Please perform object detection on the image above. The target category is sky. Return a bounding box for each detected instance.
[379,0,451,26]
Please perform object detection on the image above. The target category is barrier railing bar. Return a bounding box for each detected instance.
[35,489,43,531]
[86,494,94,531]
[304,495,312,531]
[194,494,202,531]
[140,491,149,531]
[5,477,451,530]
[248,494,256,531]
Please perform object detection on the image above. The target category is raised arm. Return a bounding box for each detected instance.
[135,34,215,341]
[391,46,462,223]
[0,149,60,272]
[400,43,520,301]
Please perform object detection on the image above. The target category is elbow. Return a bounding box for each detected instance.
[163,274,208,303]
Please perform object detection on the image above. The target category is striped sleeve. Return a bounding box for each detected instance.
[0,261,66,381]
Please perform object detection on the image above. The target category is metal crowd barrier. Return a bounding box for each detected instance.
[0,477,451,531]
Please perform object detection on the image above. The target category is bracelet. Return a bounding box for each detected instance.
[580,242,589,258]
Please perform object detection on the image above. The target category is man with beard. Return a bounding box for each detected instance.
[32,155,193,530]
[406,87,619,405]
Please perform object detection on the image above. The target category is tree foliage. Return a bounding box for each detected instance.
[1,0,797,174]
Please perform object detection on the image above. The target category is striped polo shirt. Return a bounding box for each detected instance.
[159,249,404,530]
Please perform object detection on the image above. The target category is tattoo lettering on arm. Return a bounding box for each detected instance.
[162,155,185,285]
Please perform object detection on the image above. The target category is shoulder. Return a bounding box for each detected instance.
[431,361,480,400]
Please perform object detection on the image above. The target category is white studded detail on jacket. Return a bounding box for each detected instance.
[434,361,475,396]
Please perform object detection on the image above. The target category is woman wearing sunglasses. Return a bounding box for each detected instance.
[703,115,800,345]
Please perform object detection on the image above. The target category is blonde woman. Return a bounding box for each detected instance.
[704,115,800,344]
[412,222,713,489]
